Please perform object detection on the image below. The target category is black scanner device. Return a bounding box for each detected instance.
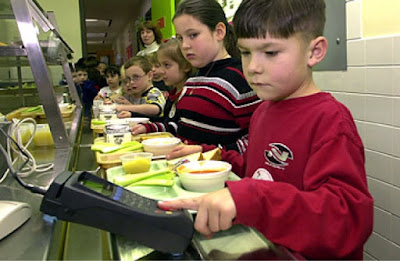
[40,171,194,253]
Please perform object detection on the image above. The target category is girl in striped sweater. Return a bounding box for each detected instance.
[133,0,261,154]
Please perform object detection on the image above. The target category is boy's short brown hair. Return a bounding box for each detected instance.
[233,0,326,42]
[147,52,160,66]
[124,56,153,74]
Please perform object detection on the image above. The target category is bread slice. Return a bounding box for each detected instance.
[201,148,221,161]
[167,152,202,166]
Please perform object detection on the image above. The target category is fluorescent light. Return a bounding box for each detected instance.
[87,40,104,45]
[85,19,111,27]
[87,32,107,38]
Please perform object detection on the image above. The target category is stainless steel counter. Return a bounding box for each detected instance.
[0,118,302,260]
[0,146,73,260]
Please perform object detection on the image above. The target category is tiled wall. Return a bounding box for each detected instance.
[314,0,400,259]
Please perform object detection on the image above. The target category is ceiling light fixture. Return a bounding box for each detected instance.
[87,32,107,38]
[87,40,105,45]
[85,19,111,27]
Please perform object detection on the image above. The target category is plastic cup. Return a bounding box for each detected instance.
[33,124,54,146]
[120,152,153,174]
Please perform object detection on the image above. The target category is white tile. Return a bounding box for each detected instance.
[368,178,391,211]
[366,37,393,66]
[355,120,367,143]
[365,150,393,183]
[365,95,393,125]
[392,67,400,96]
[391,215,400,245]
[343,67,365,93]
[364,232,392,260]
[313,71,324,90]
[345,93,365,121]
[364,122,393,155]
[394,128,400,157]
[347,40,366,66]
[331,92,346,105]
[394,36,400,65]
[363,251,377,261]
[389,239,400,260]
[314,71,343,91]
[366,67,393,95]
[394,98,400,127]
[318,71,343,91]
[346,1,362,40]
[363,252,376,260]
[390,186,400,216]
[373,207,391,239]
[392,157,400,187]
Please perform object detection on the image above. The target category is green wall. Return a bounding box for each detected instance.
[37,0,82,62]
[151,0,175,40]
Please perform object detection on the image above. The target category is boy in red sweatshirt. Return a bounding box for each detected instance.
[161,0,373,259]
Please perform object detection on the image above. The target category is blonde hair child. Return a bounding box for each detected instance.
[131,38,195,135]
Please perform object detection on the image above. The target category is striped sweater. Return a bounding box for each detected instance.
[141,58,261,153]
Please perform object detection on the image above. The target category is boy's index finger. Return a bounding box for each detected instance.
[157,197,200,211]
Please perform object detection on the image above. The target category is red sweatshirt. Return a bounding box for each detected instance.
[223,92,373,259]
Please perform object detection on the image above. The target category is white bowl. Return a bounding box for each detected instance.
[141,137,181,156]
[125,117,150,127]
[177,160,232,192]
[105,119,128,125]
[58,103,69,112]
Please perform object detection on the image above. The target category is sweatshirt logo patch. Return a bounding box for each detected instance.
[264,143,293,170]
[252,168,274,181]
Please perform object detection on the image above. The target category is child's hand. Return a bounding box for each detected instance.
[114,96,130,105]
[157,188,237,238]
[131,124,146,135]
[117,111,131,118]
[166,144,202,160]
[94,95,103,101]
[104,98,113,105]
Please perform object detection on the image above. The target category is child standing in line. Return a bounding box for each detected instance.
[94,65,122,101]
[160,0,373,259]
[76,65,99,117]
[165,0,261,154]
[148,52,170,99]
[115,56,166,119]
[131,38,195,134]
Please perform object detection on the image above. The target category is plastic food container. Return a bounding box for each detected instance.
[141,137,181,156]
[58,103,69,112]
[33,124,54,146]
[177,160,232,192]
[120,152,153,174]
[104,124,131,145]
[99,106,118,121]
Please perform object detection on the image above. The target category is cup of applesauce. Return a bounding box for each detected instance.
[33,124,54,146]
[120,152,153,174]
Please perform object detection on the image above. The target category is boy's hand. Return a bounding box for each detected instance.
[114,96,130,105]
[158,188,237,238]
[131,124,146,135]
[104,98,113,105]
[166,144,202,160]
[117,111,131,118]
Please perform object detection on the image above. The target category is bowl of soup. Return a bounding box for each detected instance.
[141,137,181,156]
[176,160,232,192]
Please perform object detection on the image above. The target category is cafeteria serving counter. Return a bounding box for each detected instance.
[0,119,302,260]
